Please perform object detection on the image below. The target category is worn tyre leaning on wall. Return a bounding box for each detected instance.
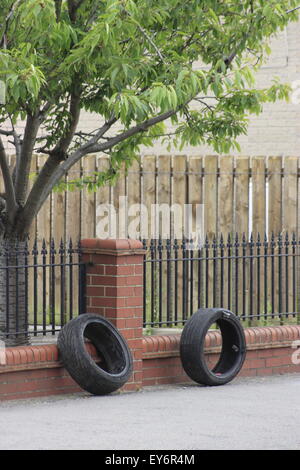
[57,314,133,395]
[180,308,246,386]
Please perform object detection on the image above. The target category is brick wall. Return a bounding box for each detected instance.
[142,326,300,387]
[1,326,299,401]
[0,238,299,401]
[80,238,145,392]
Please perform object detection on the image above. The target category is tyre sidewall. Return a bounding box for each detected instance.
[180,308,246,386]
[58,315,133,395]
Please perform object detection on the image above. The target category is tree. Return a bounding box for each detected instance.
[0,0,299,345]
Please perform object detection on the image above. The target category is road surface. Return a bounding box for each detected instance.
[0,374,299,450]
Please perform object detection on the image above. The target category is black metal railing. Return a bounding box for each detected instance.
[0,238,86,342]
[143,233,300,328]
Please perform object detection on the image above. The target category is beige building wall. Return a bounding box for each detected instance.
[141,21,300,157]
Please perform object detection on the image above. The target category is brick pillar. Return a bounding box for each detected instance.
[80,239,145,392]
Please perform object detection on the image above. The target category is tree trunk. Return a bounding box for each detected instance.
[0,238,30,346]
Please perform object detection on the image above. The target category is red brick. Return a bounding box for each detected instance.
[31,347,42,363]
[87,306,105,316]
[132,349,143,361]
[134,287,143,296]
[120,329,135,340]
[5,350,14,366]
[91,297,126,308]
[125,318,142,329]
[133,371,143,382]
[115,255,143,265]
[113,276,128,286]
[104,307,138,319]
[143,367,168,379]
[35,346,47,363]
[115,266,135,276]
[125,275,143,286]
[245,328,256,345]
[126,296,143,307]
[18,348,29,364]
[105,286,135,297]
[104,265,118,275]
[86,286,105,297]
[266,356,291,367]
[112,319,126,329]
[134,265,143,275]
[88,275,117,286]
[274,365,300,374]
[272,347,292,357]
[126,338,143,350]
[256,348,274,358]
[86,264,106,275]
[244,358,266,369]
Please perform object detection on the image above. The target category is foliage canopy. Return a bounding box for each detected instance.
[0,0,299,237]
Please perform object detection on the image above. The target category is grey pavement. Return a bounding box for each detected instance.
[0,374,299,450]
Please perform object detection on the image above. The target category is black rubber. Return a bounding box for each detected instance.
[180,308,246,386]
[57,314,133,395]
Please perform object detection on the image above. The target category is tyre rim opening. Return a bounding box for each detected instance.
[208,317,242,378]
[84,322,128,375]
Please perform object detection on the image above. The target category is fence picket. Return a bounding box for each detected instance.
[173,155,187,320]
[283,157,298,314]
[113,162,127,238]
[218,156,234,234]
[187,156,203,310]
[127,158,141,238]
[141,155,156,239]
[251,157,267,324]
[157,155,171,323]
[95,155,111,238]
[81,156,96,239]
[203,155,218,307]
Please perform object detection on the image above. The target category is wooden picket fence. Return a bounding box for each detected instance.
[1,154,300,243]
[1,154,300,325]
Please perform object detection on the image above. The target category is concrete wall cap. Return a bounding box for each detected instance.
[81,238,144,253]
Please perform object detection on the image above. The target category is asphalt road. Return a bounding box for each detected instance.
[0,374,299,450]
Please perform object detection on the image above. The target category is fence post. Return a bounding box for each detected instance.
[80,239,146,392]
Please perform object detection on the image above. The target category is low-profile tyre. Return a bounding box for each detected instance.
[57,314,133,395]
[180,308,246,386]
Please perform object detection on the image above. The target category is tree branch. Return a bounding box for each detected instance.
[0,136,18,225]
[0,129,14,137]
[54,0,62,22]
[67,0,85,23]
[0,0,23,48]
[135,24,166,64]
[14,113,40,206]
[49,92,82,160]
[286,5,300,14]
[124,8,166,64]
[9,116,21,160]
